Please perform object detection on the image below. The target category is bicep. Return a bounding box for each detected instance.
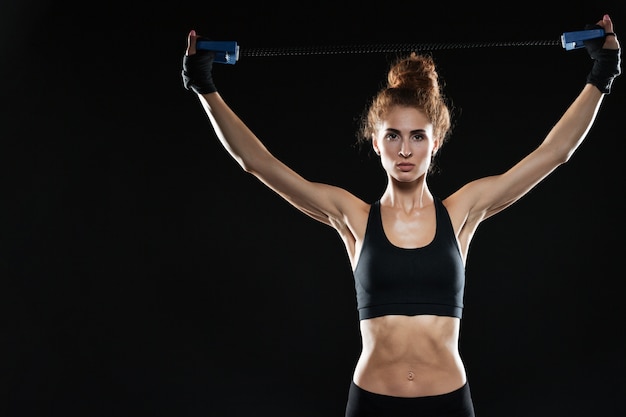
[249,152,361,228]
[459,143,565,222]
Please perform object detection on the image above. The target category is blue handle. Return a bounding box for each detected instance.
[196,40,240,64]
[561,28,605,50]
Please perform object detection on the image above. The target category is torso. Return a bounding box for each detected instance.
[345,195,468,397]
[354,314,465,397]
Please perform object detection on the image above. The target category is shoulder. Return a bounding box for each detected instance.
[441,177,504,257]
[336,191,372,234]
[441,178,494,234]
[311,184,370,234]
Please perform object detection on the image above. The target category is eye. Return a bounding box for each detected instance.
[385,132,400,141]
[411,133,425,141]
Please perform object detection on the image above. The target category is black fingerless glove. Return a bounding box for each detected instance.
[583,24,621,94]
[182,49,217,94]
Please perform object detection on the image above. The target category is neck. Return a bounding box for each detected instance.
[381,178,432,212]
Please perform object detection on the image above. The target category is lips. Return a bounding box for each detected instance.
[397,163,415,172]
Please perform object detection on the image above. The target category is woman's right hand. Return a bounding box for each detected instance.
[181,30,217,94]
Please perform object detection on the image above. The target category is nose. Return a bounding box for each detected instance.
[399,140,412,158]
[398,148,412,158]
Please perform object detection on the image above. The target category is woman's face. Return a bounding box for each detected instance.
[373,106,439,183]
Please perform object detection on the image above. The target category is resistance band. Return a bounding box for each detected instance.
[197,28,607,65]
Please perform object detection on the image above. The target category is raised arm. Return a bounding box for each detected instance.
[449,15,620,237]
[181,30,366,232]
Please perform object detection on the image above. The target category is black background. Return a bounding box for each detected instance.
[3,1,625,416]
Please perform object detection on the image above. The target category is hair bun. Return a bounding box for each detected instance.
[387,53,440,96]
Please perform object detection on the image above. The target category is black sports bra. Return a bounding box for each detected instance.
[353,197,465,320]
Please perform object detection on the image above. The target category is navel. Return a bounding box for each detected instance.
[407,371,415,381]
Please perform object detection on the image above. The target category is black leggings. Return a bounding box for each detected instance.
[345,381,475,417]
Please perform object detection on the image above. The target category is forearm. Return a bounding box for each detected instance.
[198,92,272,172]
[541,84,604,163]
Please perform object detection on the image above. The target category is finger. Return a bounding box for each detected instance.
[186,29,197,56]
[597,14,620,49]
[596,14,614,32]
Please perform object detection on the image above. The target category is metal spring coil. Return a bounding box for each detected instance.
[239,40,561,57]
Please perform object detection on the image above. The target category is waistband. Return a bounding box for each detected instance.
[346,381,475,417]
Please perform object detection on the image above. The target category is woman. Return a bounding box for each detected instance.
[181,14,620,417]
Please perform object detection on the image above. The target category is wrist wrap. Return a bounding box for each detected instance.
[583,24,621,94]
[182,50,217,94]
